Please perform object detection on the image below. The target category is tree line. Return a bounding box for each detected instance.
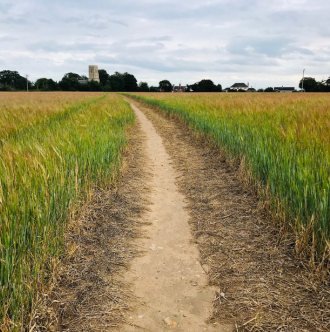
[2,68,328,93]
[262,77,330,92]
[0,69,142,92]
[0,70,223,92]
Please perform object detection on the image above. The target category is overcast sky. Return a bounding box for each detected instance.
[0,0,329,89]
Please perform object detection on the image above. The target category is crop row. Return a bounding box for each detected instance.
[0,93,134,330]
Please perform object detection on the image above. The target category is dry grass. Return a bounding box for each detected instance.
[129,98,330,332]
[0,92,104,139]
[33,120,150,331]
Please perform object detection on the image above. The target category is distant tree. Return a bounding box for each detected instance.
[98,69,109,86]
[299,77,318,92]
[189,79,222,92]
[149,86,159,92]
[185,84,191,92]
[88,80,102,91]
[139,81,149,92]
[59,74,80,91]
[264,87,274,92]
[257,89,264,92]
[109,72,125,91]
[159,80,172,92]
[190,83,200,92]
[63,72,81,80]
[123,72,138,91]
[103,84,112,92]
[35,78,59,91]
[198,79,217,92]
[326,77,330,86]
[0,70,31,90]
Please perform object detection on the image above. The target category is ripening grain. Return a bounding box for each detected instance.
[0,92,134,330]
[127,92,330,259]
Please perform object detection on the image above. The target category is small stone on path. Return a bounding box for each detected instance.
[164,317,178,327]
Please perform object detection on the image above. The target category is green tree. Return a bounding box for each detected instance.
[123,72,138,91]
[149,86,159,92]
[257,89,264,92]
[264,87,274,92]
[189,80,222,92]
[35,78,59,91]
[63,72,81,80]
[0,70,31,90]
[159,80,172,92]
[98,69,109,86]
[299,77,318,92]
[190,83,200,92]
[198,79,217,92]
[109,72,125,91]
[139,81,149,92]
[59,75,80,91]
[88,80,102,91]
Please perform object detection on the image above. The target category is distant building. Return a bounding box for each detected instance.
[172,83,187,92]
[223,88,230,92]
[274,87,295,93]
[230,83,249,91]
[88,65,100,83]
[247,88,256,92]
[78,79,88,84]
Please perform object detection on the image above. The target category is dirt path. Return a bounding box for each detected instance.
[122,102,231,331]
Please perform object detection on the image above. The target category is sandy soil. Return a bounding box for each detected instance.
[122,102,231,331]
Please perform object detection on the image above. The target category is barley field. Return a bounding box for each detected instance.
[128,92,330,261]
[0,92,134,330]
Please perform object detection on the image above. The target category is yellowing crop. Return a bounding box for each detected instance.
[0,92,134,330]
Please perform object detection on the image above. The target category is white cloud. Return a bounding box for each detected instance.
[0,0,329,88]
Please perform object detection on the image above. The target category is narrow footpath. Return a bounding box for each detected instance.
[122,102,231,331]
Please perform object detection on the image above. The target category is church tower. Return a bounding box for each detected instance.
[88,65,100,83]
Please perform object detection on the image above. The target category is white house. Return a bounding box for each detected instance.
[230,83,249,91]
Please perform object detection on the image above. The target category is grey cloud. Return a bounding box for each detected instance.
[94,54,207,73]
[0,2,12,14]
[0,0,329,88]
[2,17,28,25]
[0,35,18,41]
[226,37,314,58]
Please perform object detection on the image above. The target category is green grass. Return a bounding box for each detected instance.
[0,93,134,330]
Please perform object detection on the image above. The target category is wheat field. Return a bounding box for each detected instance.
[0,92,134,330]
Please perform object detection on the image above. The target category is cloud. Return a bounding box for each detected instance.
[0,2,12,14]
[0,35,18,41]
[0,0,329,88]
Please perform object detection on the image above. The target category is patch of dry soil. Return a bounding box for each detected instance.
[121,102,231,331]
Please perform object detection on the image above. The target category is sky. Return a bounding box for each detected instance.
[0,0,329,89]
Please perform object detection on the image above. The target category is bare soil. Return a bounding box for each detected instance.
[125,98,330,332]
